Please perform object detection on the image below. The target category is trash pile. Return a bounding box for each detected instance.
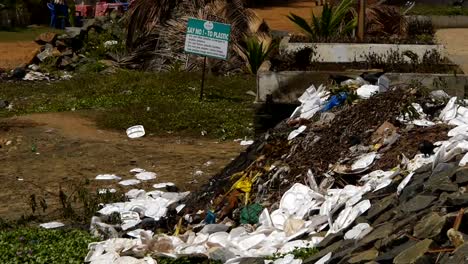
[1,17,123,82]
[83,79,468,263]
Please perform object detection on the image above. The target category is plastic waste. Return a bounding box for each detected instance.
[99,188,117,194]
[439,97,458,122]
[135,172,157,181]
[397,172,415,195]
[205,211,216,224]
[279,183,324,219]
[120,211,141,230]
[287,125,307,141]
[344,223,373,240]
[153,182,176,189]
[320,92,347,112]
[39,221,64,229]
[351,152,377,171]
[378,75,390,92]
[240,203,264,225]
[315,252,332,264]
[130,168,146,174]
[240,140,254,146]
[96,174,121,180]
[430,90,450,100]
[290,85,329,120]
[356,85,379,99]
[271,254,302,264]
[127,125,145,139]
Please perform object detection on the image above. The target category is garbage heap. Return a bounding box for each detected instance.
[2,17,123,82]
[85,81,468,264]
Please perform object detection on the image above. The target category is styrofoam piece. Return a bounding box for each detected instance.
[176,204,185,213]
[120,211,141,230]
[236,234,267,251]
[290,85,329,120]
[127,125,145,139]
[412,119,436,127]
[356,85,379,99]
[278,240,311,254]
[126,229,154,239]
[273,254,303,264]
[39,221,64,229]
[193,233,209,244]
[135,171,157,181]
[279,183,324,219]
[89,252,119,264]
[153,182,176,189]
[119,179,141,186]
[240,140,254,146]
[315,252,332,264]
[397,172,415,195]
[351,152,377,171]
[126,189,146,200]
[178,245,207,255]
[407,154,434,172]
[259,208,273,228]
[306,169,320,193]
[208,232,230,248]
[288,125,307,140]
[328,200,371,234]
[228,227,247,242]
[96,174,121,180]
[442,140,468,162]
[344,223,373,240]
[130,168,145,174]
[98,188,117,194]
[439,97,458,122]
[98,196,172,220]
[448,125,468,137]
[284,218,305,237]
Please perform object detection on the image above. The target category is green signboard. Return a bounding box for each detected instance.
[184,18,231,60]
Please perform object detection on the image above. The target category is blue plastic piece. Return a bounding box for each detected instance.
[321,92,347,112]
[205,210,216,224]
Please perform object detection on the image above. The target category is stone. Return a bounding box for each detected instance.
[376,240,418,261]
[393,239,433,264]
[35,32,57,45]
[439,243,468,264]
[456,169,468,184]
[401,195,437,213]
[424,172,458,193]
[367,194,396,220]
[304,240,354,263]
[59,56,73,68]
[413,212,446,239]
[399,180,425,203]
[208,247,236,263]
[199,224,229,234]
[348,248,379,263]
[65,27,83,39]
[358,223,394,247]
[374,209,397,225]
[446,193,468,206]
[317,231,343,249]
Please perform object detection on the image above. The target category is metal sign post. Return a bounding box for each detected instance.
[184,18,231,101]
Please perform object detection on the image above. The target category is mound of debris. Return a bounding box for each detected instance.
[82,81,468,263]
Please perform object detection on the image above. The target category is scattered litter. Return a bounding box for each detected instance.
[194,170,204,176]
[126,125,145,139]
[204,161,214,166]
[153,182,176,189]
[240,140,254,146]
[39,221,64,229]
[287,125,307,140]
[96,174,122,180]
[103,40,118,48]
[356,85,379,99]
[99,188,117,194]
[135,171,157,181]
[118,179,141,186]
[130,168,146,174]
[351,152,377,171]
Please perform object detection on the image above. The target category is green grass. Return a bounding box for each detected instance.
[0,227,98,264]
[0,71,256,139]
[409,5,468,16]
[0,26,64,42]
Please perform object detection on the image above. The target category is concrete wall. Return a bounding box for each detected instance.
[408,15,468,29]
[281,38,445,63]
[257,71,468,103]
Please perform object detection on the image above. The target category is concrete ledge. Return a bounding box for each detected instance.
[408,15,468,29]
[257,71,468,103]
[281,38,444,63]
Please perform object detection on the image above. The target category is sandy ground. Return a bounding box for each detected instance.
[0,41,39,70]
[0,113,244,220]
[252,0,321,33]
[436,28,468,74]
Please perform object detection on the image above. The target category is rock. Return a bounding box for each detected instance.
[11,67,26,79]
[399,179,425,203]
[199,224,229,234]
[317,231,343,249]
[59,56,73,68]
[304,240,354,263]
[413,212,446,239]
[401,195,437,213]
[37,44,54,62]
[65,27,84,39]
[358,223,394,247]
[425,168,458,193]
[208,247,236,263]
[367,194,396,220]
[348,248,379,263]
[393,239,433,264]
[376,240,418,261]
[455,169,468,184]
[439,243,468,264]
[374,209,397,225]
[431,163,457,179]
[446,193,468,206]
[35,32,57,45]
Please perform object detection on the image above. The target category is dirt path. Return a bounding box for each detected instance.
[436,28,468,74]
[252,0,321,32]
[0,41,39,70]
[0,113,244,220]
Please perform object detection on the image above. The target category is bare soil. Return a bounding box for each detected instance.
[0,41,39,70]
[0,112,244,220]
[436,28,468,74]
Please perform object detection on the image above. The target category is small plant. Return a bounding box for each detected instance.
[287,0,357,40]
[267,247,319,260]
[237,36,276,74]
